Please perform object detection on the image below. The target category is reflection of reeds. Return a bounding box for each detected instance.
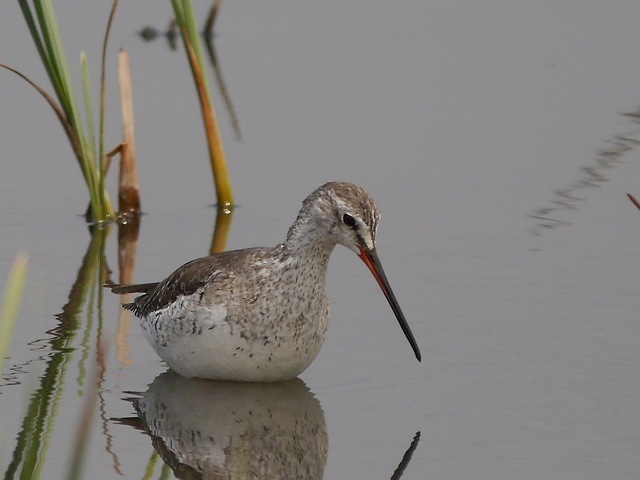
[0,253,28,374]
[114,219,141,367]
[210,206,233,255]
[171,0,234,208]
[530,108,640,235]
[2,227,111,480]
[2,0,140,223]
[67,341,108,480]
[390,431,421,480]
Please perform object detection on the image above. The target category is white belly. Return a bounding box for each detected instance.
[140,295,329,382]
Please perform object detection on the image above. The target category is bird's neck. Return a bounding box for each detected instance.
[283,208,336,260]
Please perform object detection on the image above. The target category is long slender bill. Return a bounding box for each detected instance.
[358,247,422,361]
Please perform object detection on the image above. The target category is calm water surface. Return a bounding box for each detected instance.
[1,1,640,479]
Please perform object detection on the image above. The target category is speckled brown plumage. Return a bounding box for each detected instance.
[111,181,420,381]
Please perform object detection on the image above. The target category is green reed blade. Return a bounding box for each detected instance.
[33,2,98,185]
[0,252,28,374]
[17,1,49,69]
[29,1,93,177]
[81,52,97,172]
[170,0,234,206]
[174,0,212,100]
[13,0,119,222]
[36,0,77,119]
[33,0,68,109]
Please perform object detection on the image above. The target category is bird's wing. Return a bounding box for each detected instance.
[114,248,271,317]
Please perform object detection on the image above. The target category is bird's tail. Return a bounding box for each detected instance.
[109,282,159,295]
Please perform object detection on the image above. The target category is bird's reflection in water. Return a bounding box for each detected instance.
[121,372,327,479]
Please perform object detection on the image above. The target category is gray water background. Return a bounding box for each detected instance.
[1,2,640,478]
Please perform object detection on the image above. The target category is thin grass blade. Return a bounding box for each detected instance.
[38,0,77,120]
[182,28,233,206]
[33,0,68,110]
[30,0,100,215]
[180,0,213,100]
[100,0,120,169]
[171,0,233,206]
[32,0,64,95]
[17,1,49,70]
[81,52,97,162]
[0,252,28,373]
[210,205,233,255]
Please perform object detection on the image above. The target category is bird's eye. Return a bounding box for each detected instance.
[342,213,356,227]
